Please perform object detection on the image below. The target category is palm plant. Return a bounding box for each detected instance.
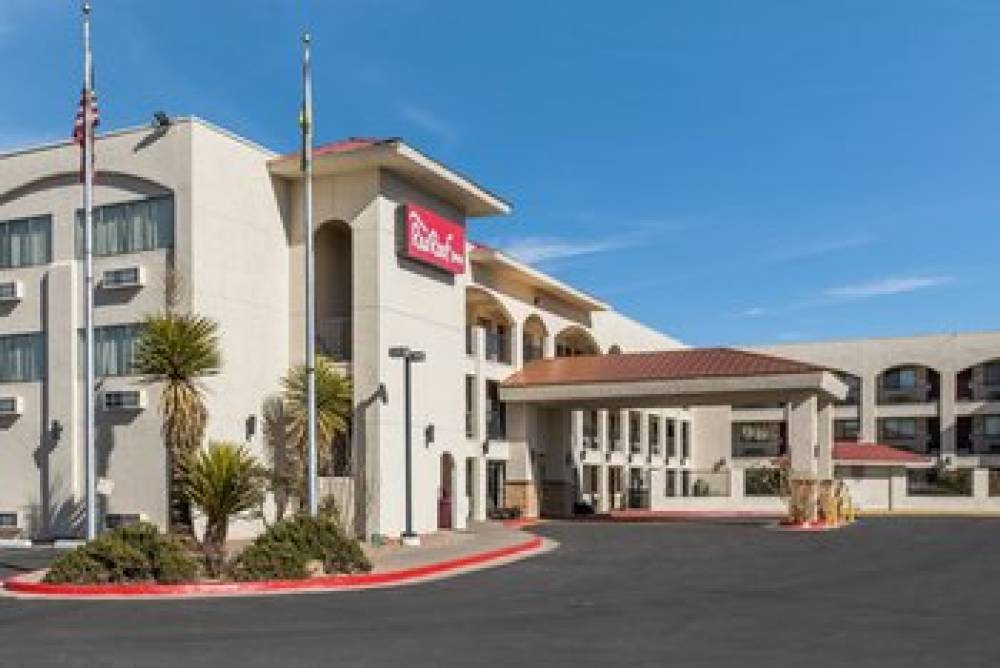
[183,442,265,576]
[134,312,222,536]
[281,356,353,504]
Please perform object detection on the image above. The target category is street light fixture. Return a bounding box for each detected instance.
[388,345,426,546]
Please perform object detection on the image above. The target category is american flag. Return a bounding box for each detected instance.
[73,88,99,180]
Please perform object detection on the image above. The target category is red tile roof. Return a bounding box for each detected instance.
[502,348,825,387]
[274,136,396,161]
[833,441,931,464]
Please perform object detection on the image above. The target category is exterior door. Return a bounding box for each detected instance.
[487,461,506,514]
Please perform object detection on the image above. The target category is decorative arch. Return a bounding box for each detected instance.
[956,357,1000,401]
[877,363,940,404]
[1,171,172,206]
[554,325,601,357]
[466,286,515,363]
[314,219,353,361]
[522,314,549,363]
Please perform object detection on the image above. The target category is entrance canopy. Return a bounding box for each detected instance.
[499,347,847,408]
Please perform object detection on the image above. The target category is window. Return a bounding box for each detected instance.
[835,419,860,441]
[79,324,142,377]
[985,362,1000,387]
[665,419,676,457]
[0,332,45,382]
[465,375,475,438]
[608,412,621,449]
[105,514,141,530]
[835,372,860,405]
[0,512,17,527]
[680,422,690,459]
[649,416,660,453]
[984,416,1000,438]
[485,380,505,440]
[665,470,676,496]
[881,417,917,440]
[734,422,780,444]
[76,195,174,257]
[0,215,51,269]
[883,367,918,390]
[629,412,641,452]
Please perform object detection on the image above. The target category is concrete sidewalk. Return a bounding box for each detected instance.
[363,521,537,573]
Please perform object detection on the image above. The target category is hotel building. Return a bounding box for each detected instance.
[2,117,999,541]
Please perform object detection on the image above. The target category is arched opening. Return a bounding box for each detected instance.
[438,452,455,530]
[877,364,939,404]
[465,287,514,364]
[315,221,352,361]
[522,314,548,363]
[554,326,600,357]
[876,364,940,454]
[957,358,1000,401]
[833,371,861,406]
[956,358,1000,455]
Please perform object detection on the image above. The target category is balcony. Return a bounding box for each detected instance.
[483,332,510,365]
[523,342,544,364]
[316,317,351,361]
[732,442,786,458]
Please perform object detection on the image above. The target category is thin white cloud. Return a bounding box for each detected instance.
[499,236,629,264]
[823,275,955,300]
[732,273,956,319]
[400,104,458,145]
[766,235,876,263]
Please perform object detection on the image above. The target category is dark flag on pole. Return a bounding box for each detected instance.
[73,87,99,181]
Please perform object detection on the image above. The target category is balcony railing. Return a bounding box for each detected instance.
[484,332,509,364]
[581,433,599,449]
[732,442,786,458]
[629,439,641,455]
[316,317,351,361]
[523,343,544,363]
[465,412,474,438]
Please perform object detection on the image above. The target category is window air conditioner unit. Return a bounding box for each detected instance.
[102,266,146,290]
[0,280,24,303]
[102,390,147,412]
[0,396,23,416]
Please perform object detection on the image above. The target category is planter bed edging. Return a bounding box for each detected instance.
[3,536,545,598]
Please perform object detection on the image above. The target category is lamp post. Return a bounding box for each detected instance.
[388,346,426,546]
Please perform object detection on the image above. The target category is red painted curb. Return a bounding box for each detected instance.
[584,510,784,522]
[3,536,544,598]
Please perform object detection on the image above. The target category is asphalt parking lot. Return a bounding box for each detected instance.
[2,518,999,667]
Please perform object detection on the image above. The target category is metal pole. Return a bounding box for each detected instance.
[83,1,97,541]
[302,32,318,516]
[403,357,414,539]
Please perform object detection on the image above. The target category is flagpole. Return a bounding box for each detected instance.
[82,1,97,540]
[302,32,318,516]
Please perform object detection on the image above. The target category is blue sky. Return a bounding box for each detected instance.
[2,1,999,346]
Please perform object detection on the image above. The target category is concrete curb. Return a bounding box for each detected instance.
[3,535,548,600]
[577,511,784,523]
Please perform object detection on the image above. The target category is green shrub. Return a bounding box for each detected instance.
[228,513,371,582]
[43,522,200,585]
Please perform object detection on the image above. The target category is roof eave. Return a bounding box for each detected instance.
[470,246,609,312]
[267,141,511,218]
